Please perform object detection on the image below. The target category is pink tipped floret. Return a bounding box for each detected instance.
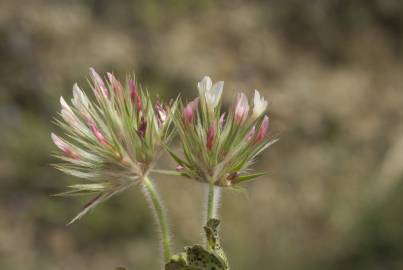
[206,125,216,150]
[234,93,249,125]
[89,68,109,98]
[51,133,79,159]
[128,79,142,111]
[87,119,108,146]
[255,115,269,144]
[107,72,123,96]
[183,98,199,123]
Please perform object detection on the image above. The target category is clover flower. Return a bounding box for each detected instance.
[171,76,277,188]
[252,89,268,119]
[51,68,176,224]
[197,76,224,112]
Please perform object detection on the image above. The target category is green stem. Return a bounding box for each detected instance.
[143,176,172,262]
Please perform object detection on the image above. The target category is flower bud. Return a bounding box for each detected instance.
[183,98,199,123]
[72,84,89,111]
[137,116,147,138]
[60,96,71,112]
[51,133,79,159]
[128,79,142,111]
[206,124,216,150]
[107,72,123,96]
[234,93,249,125]
[252,90,268,119]
[89,68,109,98]
[197,76,223,112]
[219,113,225,128]
[246,126,256,142]
[87,118,108,146]
[255,115,269,144]
[197,76,212,96]
[155,100,167,126]
[205,81,224,111]
[60,97,81,130]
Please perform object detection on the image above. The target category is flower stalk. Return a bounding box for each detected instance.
[206,183,218,220]
[142,176,172,262]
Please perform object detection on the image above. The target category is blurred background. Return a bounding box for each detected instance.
[1,0,403,269]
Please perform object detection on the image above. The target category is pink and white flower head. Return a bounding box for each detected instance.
[51,68,177,224]
[172,76,277,188]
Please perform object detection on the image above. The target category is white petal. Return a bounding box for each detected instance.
[253,90,261,106]
[252,89,267,117]
[210,81,224,107]
[72,83,89,110]
[60,96,71,112]
[197,76,212,95]
[205,81,224,110]
[51,133,66,151]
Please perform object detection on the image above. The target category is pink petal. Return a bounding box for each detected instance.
[128,79,142,111]
[206,124,216,150]
[107,72,123,96]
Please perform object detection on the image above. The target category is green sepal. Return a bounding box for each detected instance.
[52,183,110,197]
[166,147,191,168]
[235,171,266,184]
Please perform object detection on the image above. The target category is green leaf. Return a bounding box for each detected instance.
[203,219,228,267]
[236,171,267,184]
[165,254,188,270]
[185,245,227,270]
[165,219,229,270]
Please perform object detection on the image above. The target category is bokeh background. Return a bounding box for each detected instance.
[1,0,403,269]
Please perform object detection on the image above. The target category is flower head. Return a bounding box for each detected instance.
[51,68,177,224]
[172,76,276,187]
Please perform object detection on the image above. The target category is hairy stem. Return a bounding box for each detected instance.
[143,176,172,262]
[206,182,220,220]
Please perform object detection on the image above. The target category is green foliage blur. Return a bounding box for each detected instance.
[1,0,403,269]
